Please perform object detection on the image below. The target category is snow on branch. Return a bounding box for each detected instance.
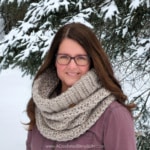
[130,0,150,12]
[0,0,29,6]
[100,0,119,20]
[67,8,93,28]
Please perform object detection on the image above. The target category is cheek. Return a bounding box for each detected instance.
[55,63,65,77]
[81,65,90,74]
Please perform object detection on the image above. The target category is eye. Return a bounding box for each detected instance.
[58,55,69,60]
[76,55,88,60]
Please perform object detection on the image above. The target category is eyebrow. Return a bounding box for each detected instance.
[57,53,88,56]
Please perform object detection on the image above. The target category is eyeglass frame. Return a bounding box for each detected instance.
[55,54,90,66]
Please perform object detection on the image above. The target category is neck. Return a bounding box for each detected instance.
[61,84,70,93]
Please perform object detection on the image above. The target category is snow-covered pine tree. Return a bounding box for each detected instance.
[0,0,149,149]
[0,0,31,33]
[0,0,95,75]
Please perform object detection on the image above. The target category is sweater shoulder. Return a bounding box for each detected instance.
[102,100,133,123]
[90,101,133,134]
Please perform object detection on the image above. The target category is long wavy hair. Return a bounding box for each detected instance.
[26,22,135,130]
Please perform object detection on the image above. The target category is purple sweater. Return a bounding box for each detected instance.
[26,101,137,150]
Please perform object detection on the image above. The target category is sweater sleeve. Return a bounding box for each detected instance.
[26,130,32,150]
[103,103,137,150]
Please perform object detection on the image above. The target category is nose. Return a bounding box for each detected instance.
[68,58,78,68]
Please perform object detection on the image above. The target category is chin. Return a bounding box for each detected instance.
[67,82,76,87]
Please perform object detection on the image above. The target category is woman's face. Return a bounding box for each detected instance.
[55,38,90,92]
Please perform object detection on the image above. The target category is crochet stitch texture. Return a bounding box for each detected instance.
[32,69,115,141]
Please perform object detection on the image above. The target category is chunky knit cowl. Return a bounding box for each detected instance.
[32,68,115,141]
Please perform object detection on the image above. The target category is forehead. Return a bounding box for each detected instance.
[58,38,87,55]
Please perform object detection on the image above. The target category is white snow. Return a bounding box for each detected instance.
[0,0,29,6]
[130,0,150,11]
[40,0,70,13]
[67,8,93,28]
[122,26,128,38]
[76,0,83,10]
[100,0,119,20]
[0,68,32,150]
[130,0,141,11]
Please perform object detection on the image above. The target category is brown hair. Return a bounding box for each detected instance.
[26,22,135,130]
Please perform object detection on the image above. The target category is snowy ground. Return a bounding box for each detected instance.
[0,68,32,150]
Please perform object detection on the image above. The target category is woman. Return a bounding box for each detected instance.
[26,23,137,150]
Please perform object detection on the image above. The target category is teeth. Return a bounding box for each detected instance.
[67,72,78,76]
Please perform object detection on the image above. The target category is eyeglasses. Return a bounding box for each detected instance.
[56,54,90,66]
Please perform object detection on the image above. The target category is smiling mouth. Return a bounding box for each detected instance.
[66,72,80,77]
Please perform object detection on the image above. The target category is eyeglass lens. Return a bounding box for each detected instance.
[56,54,89,66]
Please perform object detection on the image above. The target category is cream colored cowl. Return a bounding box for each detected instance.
[32,68,115,141]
